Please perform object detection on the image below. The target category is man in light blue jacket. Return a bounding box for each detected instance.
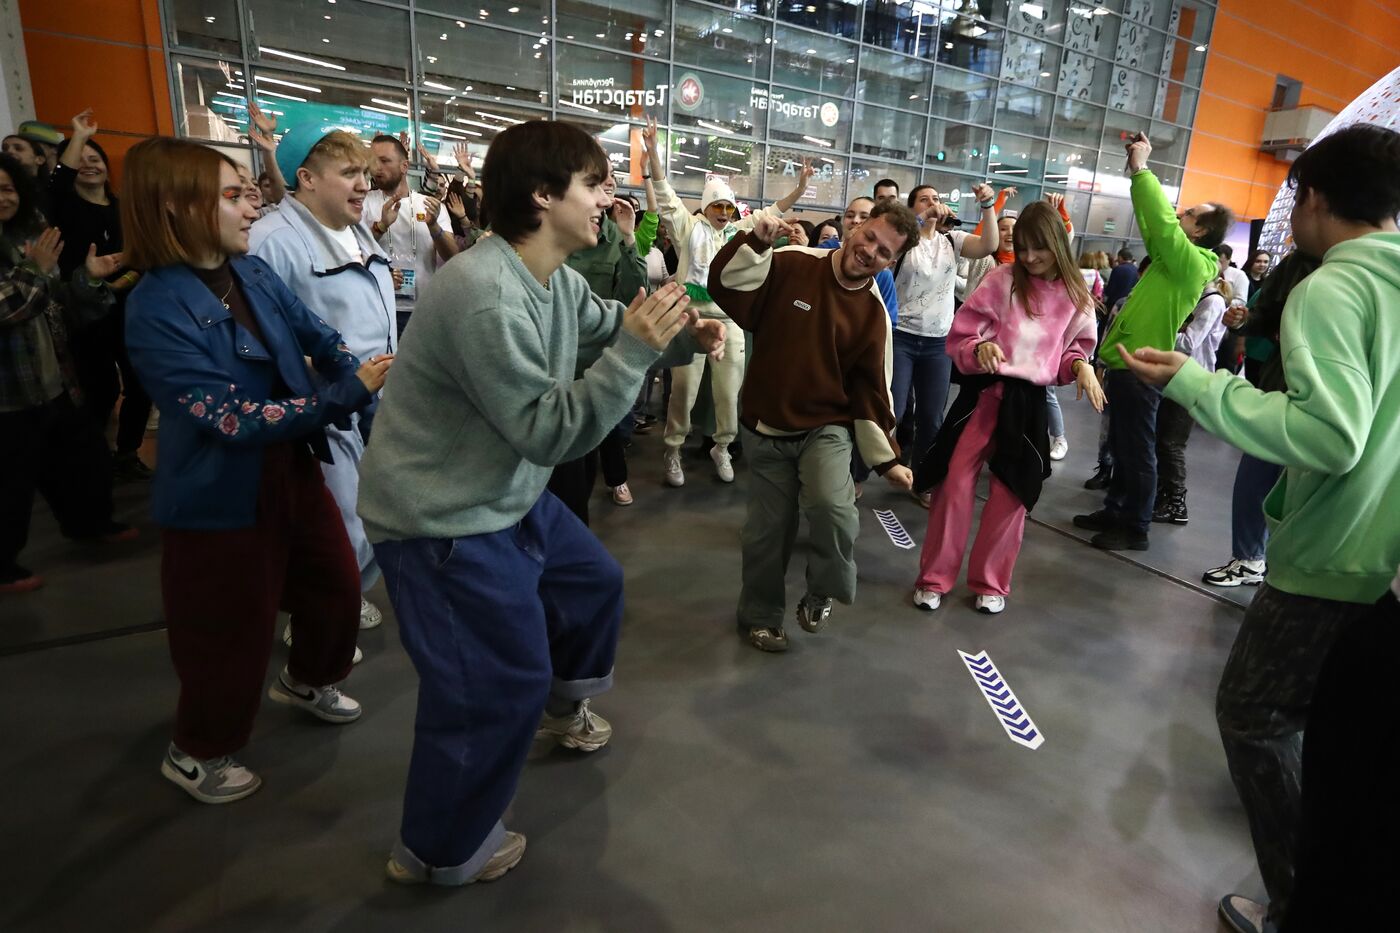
[249,124,397,635]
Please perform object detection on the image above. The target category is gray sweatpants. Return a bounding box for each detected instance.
[736,425,859,631]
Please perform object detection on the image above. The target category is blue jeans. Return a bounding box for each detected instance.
[1046,385,1065,437]
[1103,368,1162,533]
[375,492,623,884]
[1232,452,1283,562]
[890,330,952,466]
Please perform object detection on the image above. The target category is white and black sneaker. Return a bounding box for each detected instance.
[1202,559,1266,587]
[359,597,383,629]
[975,594,1006,615]
[268,668,363,724]
[161,743,261,804]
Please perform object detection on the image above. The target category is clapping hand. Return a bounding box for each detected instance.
[85,245,123,280]
[23,227,63,275]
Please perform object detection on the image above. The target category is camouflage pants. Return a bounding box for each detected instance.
[1216,583,1371,922]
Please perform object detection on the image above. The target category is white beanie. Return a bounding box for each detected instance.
[700,178,737,211]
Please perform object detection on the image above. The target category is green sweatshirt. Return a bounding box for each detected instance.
[357,234,699,541]
[564,214,648,302]
[1164,232,1400,603]
[1099,171,1219,369]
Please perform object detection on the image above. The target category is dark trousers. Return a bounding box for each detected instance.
[1232,452,1283,563]
[547,451,599,527]
[1283,589,1398,932]
[376,492,623,883]
[1154,397,1195,500]
[890,331,952,467]
[1102,368,1162,533]
[598,418,630,489]
[1216,583,1371,924]
[160,444,360,759]
[71,308,151,455]
[0,394,115,571]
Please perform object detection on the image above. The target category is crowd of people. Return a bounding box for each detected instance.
[3,102,1397,933]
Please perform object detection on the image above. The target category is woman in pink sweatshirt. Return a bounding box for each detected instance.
[912,202,1105,614]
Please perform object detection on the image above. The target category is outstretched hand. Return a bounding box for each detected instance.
[85,245,123,280]
[247,100,278,152]
[1118,342,1186,386]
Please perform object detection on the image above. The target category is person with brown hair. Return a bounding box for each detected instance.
[912,202,1103,614]
[122,136,391,804]
[707,200,918,652]
[356,119,723,886]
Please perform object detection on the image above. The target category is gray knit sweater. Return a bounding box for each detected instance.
[358,234,693,541]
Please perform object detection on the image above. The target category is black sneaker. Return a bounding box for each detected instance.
[747,627,789,653]
[0,564,43,594]
[1072,509,1120,532]
[113,452,154,482]
[1152,495,1189,525]
[1083,464,1113,490]
[1091,527,1150,551]
[796,594,833,633]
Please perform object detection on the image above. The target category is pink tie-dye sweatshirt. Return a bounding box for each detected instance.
[950,265,1097,386]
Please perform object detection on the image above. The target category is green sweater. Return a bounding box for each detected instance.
[357,234,697,541]
[1164,232,1400,603]
[564,214,648,301]
[1099,171,1219,369]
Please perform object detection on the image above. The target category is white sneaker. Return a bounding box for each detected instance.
[536,699,612,752]
[913,588,942,611]
[359,597,382,629]
[161,743,261,804]
[268,668,363,723]
[1049,436,1069,461]
[975,594,1006,614]
[710,444,735,482]
[663,449,685,487]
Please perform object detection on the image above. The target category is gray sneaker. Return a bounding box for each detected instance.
[536,699,612,752]
[268,668,363,723]
[747,626,789,652]
[386,831,527,885]
[796,594,833,633]
[161,743,261,804]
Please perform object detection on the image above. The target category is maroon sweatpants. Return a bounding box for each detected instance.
[161,443,360,759]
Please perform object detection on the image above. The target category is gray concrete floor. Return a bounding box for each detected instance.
[0,393,1261,932]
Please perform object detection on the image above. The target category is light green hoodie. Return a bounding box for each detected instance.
[1164,232,1400,603]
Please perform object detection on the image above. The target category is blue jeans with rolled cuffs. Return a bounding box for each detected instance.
[375,491,623,884]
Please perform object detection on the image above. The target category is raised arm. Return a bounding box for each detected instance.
[642,115,696,243]
[59,109,98,172]
[771,158,815,214]
[958,182,1001,260]
[247,100,286,204]
[706,215,787,332]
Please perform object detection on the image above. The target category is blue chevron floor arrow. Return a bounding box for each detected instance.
[957,650,1044,750]
[872,509,916,550]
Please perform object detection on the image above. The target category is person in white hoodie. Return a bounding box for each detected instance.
[641,116,813,486]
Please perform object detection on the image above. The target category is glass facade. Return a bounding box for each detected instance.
[162,0,1215,253]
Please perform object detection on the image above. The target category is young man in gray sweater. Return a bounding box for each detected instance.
[357,120,724,887]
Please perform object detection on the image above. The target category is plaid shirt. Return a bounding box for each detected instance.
[0,235,113,410]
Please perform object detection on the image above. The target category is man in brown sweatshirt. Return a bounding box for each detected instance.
[708,200,920,652]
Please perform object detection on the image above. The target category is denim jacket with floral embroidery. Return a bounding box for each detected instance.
[125,255,370,529]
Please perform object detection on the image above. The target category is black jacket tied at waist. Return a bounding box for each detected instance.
[913,374,1052,511]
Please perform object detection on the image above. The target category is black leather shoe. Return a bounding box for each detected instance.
[1083,464,1113,490]
[1072,509,1120,532]
[1091,528,1150,551]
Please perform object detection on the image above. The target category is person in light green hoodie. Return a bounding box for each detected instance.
[1074,131,1234,551]
[1120,124,1400,933]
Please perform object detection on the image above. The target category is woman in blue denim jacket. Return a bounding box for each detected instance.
[121,137,393,805]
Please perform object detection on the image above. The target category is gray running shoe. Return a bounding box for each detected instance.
[268,668,363,723]
[386,831,527,885]
[161,743,261,804]
[536,699,612,752]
